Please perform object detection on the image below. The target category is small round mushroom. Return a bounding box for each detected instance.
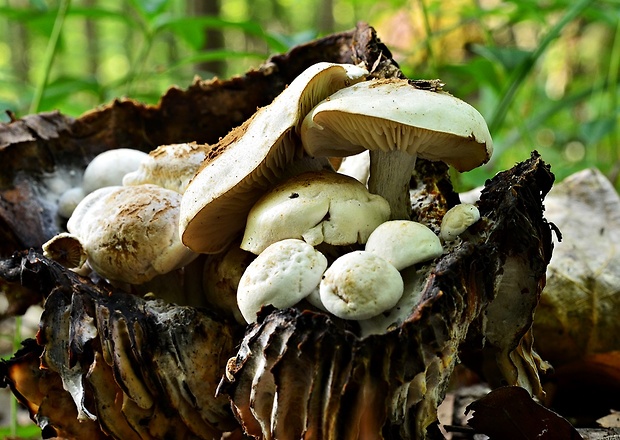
[67,185,197,284]
[365,220,443,270]
[82,148,148,195]
[320,250,403,320]
[300,79,493,219]
[241,170,391,255]
[57,186,86,219]
[237,239,328,323]
[180,62,369,254]
[42,232,87,269]
[439,203,481,241]
[122,142,211,194]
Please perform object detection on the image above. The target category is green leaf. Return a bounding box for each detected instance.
[579,117,618,145]
[469,45,532,72]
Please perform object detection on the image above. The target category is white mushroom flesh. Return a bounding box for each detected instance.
[81,148,149,195]
[237,239,328,323]
[439,203,481,241]
[365,220,443,271]
[320,250,404,320]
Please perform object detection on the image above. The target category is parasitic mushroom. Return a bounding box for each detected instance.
[319,250,404,320]
[439,203,481,241]
[236,238,328,323]
[300,78,493,219]
[81,148,148,195]
[179,62,369,254]
[365,220,443,270]
[66,185,197,284]
[240,170,390,255]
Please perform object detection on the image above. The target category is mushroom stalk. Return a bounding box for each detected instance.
[368,149,417,220]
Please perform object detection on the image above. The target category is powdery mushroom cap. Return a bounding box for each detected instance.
[240,170,391,254]
[237,239,328,323]
[320,250,404,320]
[67,184,197,284]
[440,203,481,241]
[365,220,443,270]
[180,62,369,254]
[122,142,211,194]
[82,148,148,195]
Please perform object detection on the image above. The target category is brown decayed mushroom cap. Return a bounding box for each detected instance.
[67,185,197,284]
[300,78,493,219]
[240,170,390,255]
[179,62,369,254]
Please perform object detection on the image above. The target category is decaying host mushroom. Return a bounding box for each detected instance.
[236,239,328,323]
[123,142,212,194]
[365,220,443,270]
[241,170,391,254]
[67,184,197,284]
[179,62,369,254]
[300,79,493,219]
[320,250,404,320]
[439,203,481,241]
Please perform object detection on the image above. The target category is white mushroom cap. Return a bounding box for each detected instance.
[439,203,481,241]
[320,250,404,320]
[122,142,211,194]
[237,239,328,323]
[42,232,87,269]
[82,148,148,195]
[57,186,86,219]
[365,220,443,270]
[180,62,369,254]
[300,79,493,219]
[240,170,391,255]
[67,185,197,284]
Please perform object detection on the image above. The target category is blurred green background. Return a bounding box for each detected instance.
[0,0,619,189]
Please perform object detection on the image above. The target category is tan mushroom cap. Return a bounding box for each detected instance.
[300,78,493,172]
[240,170,391,255]
[180,62,369,254]
[67,185,197,284]
[123,142,212,194]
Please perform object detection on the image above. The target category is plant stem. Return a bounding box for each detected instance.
[418,0,438,78]
[29,0,72,114]
[488,0,595,135]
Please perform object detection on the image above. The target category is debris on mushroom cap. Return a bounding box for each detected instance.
[241,170,391,254]
[440,203,481,241]
[81,148,148,195]
[237,239,328,323]
[179,62,369,254]
[320,250,404,320]
[67,185,197,284]
[42,232,87,270]
[300,78,493,219]
[123,142,212,194]
[365,220,443,270]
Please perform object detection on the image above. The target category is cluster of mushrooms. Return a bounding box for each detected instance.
[42,62,492,335]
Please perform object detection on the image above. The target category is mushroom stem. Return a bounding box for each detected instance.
[368,150,417,220]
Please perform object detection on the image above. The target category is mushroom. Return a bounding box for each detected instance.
[439,203,481,241]
[81,148,148,195]
[300,78,493,219]
[240,170,391,255]
[236,239,328,323]
[67,185,197,284]
[122,142,212,194]
[319,250,403,320]
[364,220,443,270]
[57,186,86,219]
[42,232,87,270]
[179,62,369,254]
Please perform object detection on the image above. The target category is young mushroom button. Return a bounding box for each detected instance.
[440,203,481,241]
[237,239,328,323]
[241,170,391,254]
[300,79,493,220]
[179,62,369,254]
